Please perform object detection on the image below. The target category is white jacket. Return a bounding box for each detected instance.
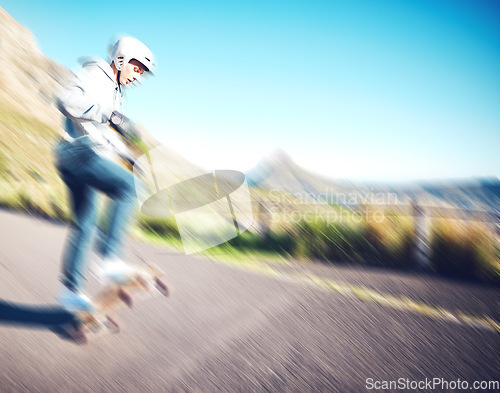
[56,58,132,163]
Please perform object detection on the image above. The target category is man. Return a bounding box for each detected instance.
[55,37,154,312]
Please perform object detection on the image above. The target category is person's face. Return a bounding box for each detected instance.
[119,59,146,86]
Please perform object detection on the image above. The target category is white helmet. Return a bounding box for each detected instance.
[111,37,154,73]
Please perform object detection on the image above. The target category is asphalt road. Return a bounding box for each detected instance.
[0,209,498,392]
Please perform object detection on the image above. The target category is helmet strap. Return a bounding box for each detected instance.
[116,70,122,94]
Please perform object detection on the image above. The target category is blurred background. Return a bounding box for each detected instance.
[0,1,498,284]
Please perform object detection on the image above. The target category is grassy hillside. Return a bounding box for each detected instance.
[0,99,68,219]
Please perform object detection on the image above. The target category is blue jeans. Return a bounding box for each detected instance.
[56,139,137,292]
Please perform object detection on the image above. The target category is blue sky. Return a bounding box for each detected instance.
[3,0,500,181]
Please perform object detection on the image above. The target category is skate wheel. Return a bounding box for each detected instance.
[155,277,170,297]
[105,315,121,334]
[118,287,134,308]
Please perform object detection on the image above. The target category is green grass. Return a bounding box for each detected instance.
[132,215,294,269]
[430,219,499,284]
[0,101,67,219]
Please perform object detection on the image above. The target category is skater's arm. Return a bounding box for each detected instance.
[56,72,113,124]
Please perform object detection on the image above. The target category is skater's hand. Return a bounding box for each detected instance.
[109,111,142,141]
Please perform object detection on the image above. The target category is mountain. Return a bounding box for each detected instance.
[0,6,74,216]
[0,6,70,128]
[246,150,500,212]
[246,149,351,197]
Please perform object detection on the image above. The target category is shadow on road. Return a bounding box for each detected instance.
[0,299,80,342]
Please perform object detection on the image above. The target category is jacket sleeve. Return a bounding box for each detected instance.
[56,71,110,124]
